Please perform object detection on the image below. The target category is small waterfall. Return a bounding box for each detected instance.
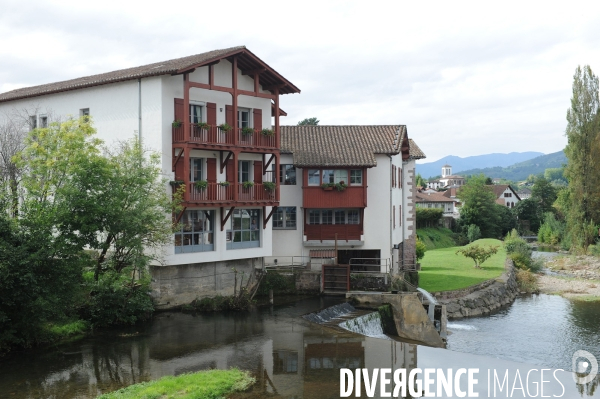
[417,287,438,304]
[339,312,389,339]
[302,303,355,324]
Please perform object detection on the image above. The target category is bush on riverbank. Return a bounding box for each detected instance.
[504,229,543,272]
[97,368,255,399]
[256,271,297,296]
[515,269,538,292]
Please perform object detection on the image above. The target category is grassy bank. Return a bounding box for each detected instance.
[97,368,255,399]
[417,227,457,250]
[419,238,506,292]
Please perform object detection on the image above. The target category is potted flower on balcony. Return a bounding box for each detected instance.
[263,181,276,191]
[241,127,255,136]
[219,181,230,186]
[335,181,348,192]
[172,120,182,128]
[169,180,184,186]
[321,183,334,191]
[218,123,233,132]
[194,180,208,190]
[195,122,211,130]
[242,181,255,189]
[260,128,275,136]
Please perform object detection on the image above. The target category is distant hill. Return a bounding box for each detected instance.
[417,152,544,178]
[455,151,567,181]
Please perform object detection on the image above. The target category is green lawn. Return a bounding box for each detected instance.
[419,238,506,293]
[97,369,255,399]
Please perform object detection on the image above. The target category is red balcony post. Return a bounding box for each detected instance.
[183,73,190,142]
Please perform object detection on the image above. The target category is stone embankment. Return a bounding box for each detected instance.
[436,259,518,319]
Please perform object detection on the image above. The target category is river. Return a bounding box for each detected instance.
[0,295,598,398]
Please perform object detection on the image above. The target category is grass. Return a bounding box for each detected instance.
[97,368,255,399]
[417,227,457,250]
[568,295,600,302]
[419,238,506,292]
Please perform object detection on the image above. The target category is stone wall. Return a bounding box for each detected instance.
[295,270,321,293]
[150,258,260,309]
[438,259,518,319]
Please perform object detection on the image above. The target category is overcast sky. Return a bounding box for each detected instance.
[1,0,599,161]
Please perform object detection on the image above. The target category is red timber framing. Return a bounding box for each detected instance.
[302,168,368,208]
[171,49,298,208]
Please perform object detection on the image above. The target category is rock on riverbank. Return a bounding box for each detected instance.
[539,254,600,299]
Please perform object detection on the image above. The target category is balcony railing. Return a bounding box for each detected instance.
[185,182,278,203]
[173,125,276,149]
[304,224,362,242]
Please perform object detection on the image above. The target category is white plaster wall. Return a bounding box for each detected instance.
[363,155,392,262]
[271,154,304,258]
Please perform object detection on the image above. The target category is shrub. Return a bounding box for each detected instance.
[416,238,427,261]
[515,269,538,292]
[263,181,276,191]
[455,244,499,268]
[467,224,481,243]
[504,229,530,255]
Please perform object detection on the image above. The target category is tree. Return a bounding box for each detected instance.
[484,177,493,185]
[455,244,498,268]
[467,224,481,242]
[513,198,542,234]
[457,174,500,237]
[564,65,600,250]
[297,117,319,126]
[530,177,557,215]
[415,173,426,189]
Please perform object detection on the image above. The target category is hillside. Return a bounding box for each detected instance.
[456,150,566,181]
[416,152,544,178]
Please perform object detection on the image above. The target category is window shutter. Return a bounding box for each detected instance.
[254,161,263,184]
[207,102,217,125]
[398,168,402,187]
[174,98,184,121]
[225,105,233,126]
[253,108,262,130]
[207,158,217,183]
[398,205,402,226]
[393,206,396,229]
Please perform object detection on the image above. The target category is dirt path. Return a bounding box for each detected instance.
[538,254,600,299]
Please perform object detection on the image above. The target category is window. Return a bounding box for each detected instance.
[334,170,348,184]
[308,169,320,185]
[273,207,296,229]
[174,210,214,253]
[239,161,250,183]
[280,165,296,185]
[504,192,512,198]
[227,209,260,249]
[190,158,203,182]
[350,170,363,185]
[306,209,360,225]
[29,115,37,130]
[190,104,203,124]
[322,170,334,184]
[39,115,48,128]
[238,108,250,128]
[80,108,90,119]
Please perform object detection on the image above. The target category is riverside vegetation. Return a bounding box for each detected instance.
[0,117,175,355]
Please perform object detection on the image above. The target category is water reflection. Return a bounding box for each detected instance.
[0,297,595,398]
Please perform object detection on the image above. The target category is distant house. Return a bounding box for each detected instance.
[488,185,521,208]
[427,164,465,189]
[517,187,531,200]
[415,191,458,228]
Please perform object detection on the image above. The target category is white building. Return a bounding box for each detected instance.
[489,184,521,208]
[269,126,426,273]
[427,164,465,189]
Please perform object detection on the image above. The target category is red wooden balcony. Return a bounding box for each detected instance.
[183,182,278,204]
[304,224,362,242]
[303,186,367,208]
[172,125,276,149]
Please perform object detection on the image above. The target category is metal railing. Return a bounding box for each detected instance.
[264,256,311,270]
[348,258,391,274]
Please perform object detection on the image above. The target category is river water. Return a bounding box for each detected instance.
[0,295,598,398]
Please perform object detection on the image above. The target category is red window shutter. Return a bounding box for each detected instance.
[226,159,234,182]
[207,102,217,125]
[254,161,263,184]
[398,168,402,187]
[392,166,396,187]
[393,206,396,229]
[253,108,262,130]
[399,205,402,226]
[225,105,233,126]
[174,98,184,121]
[207,158,217,183]
[175,151,184,181]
